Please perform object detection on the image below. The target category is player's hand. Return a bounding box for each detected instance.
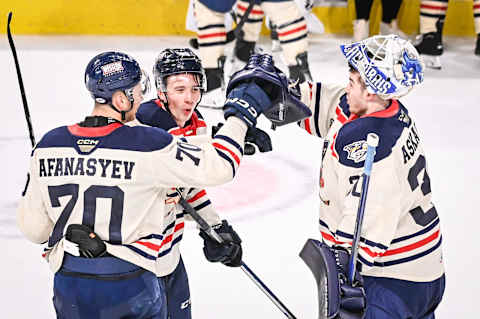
[245,126,272,155]
[212,123,272,155]
[199,220,242,267]
[331,246,366,318]
[65,224,106,258]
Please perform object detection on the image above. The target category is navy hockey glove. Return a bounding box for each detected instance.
[212,122,272,155]
[65,224,106,258]
[223,81,272,127]
[199,220,243,267]
[225,53,311,127]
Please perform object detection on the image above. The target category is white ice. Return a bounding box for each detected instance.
[1,34,479,318]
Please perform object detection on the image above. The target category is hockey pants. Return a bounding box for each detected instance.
[158,257,192,319]
[53,254,167,319]
[363,274,446,319]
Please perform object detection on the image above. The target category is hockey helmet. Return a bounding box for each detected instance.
[340,35,425,99]
[85,51,150,104]
[153,48,206,93]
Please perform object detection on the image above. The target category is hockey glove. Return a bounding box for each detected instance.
[199,220,243,267]
[223,81,272,127]
[65,224,106,258]
[332,246,366,319]
[225,53,311,127]
[212,122,272,155]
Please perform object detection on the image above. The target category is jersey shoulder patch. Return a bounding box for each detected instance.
[335,101,408,168]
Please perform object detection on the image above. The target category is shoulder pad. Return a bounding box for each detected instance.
[35,126,72,151]
[335,107,406,168]
[136,99,177,130]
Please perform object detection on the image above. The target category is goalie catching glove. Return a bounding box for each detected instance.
[199,220,242,267]
[224,53,311,127]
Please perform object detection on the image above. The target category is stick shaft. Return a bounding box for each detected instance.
[348,133,379,284]
[7,12,35,147]
[177,190,296,318]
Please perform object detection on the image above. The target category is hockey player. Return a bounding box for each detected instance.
[193,0,313,105]
[415,0,480,69]
[16,50,300,318]
[134,48,272,318]
[296,35,445,317]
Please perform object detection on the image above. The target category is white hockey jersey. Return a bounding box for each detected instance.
[17,116,246,275]
[298,82,445,282]
[135,99,222,276]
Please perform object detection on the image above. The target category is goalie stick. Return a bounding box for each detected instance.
[299,133,378,319]
[176,188,297,319]
[189,0,255,49]
[348,133,379,284]
[7,12,35,148]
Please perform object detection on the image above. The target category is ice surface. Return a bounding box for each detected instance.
[1,34,479,318]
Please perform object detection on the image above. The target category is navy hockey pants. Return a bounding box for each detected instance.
[363,275,446,319]
[158,257,192,319]
[53,255,167,319]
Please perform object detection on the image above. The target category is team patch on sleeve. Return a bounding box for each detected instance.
[343,140,368,163]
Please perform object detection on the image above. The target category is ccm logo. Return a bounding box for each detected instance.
[225,97,258,117]
[77,139,99,145]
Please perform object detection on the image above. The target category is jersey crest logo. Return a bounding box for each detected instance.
[343,140,367,163]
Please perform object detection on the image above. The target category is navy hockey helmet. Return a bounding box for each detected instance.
[153,48,206,92]
[85,51,144,104]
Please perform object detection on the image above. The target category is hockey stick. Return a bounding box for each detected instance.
[176,189,297,319]
[189,0,255,49]
[6,12,36,148]
[347,133,379,284]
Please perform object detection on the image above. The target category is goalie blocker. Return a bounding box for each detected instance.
[300,239,366,319]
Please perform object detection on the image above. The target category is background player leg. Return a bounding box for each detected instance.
[353,0,373,41]
[194,0,231,106]
[474,0,480,56]
[261,0,312,83]
[379,0,406,38]
[414,0,447,69]
[232,1,265,75]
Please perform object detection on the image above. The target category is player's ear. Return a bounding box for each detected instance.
[112,90,130,111]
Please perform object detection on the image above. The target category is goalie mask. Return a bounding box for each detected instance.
[340,35,425,99]
[153,48,207,93]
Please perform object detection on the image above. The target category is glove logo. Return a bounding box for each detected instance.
[225,97,258,117]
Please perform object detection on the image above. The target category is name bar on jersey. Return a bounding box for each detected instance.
[38,157,135,180]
